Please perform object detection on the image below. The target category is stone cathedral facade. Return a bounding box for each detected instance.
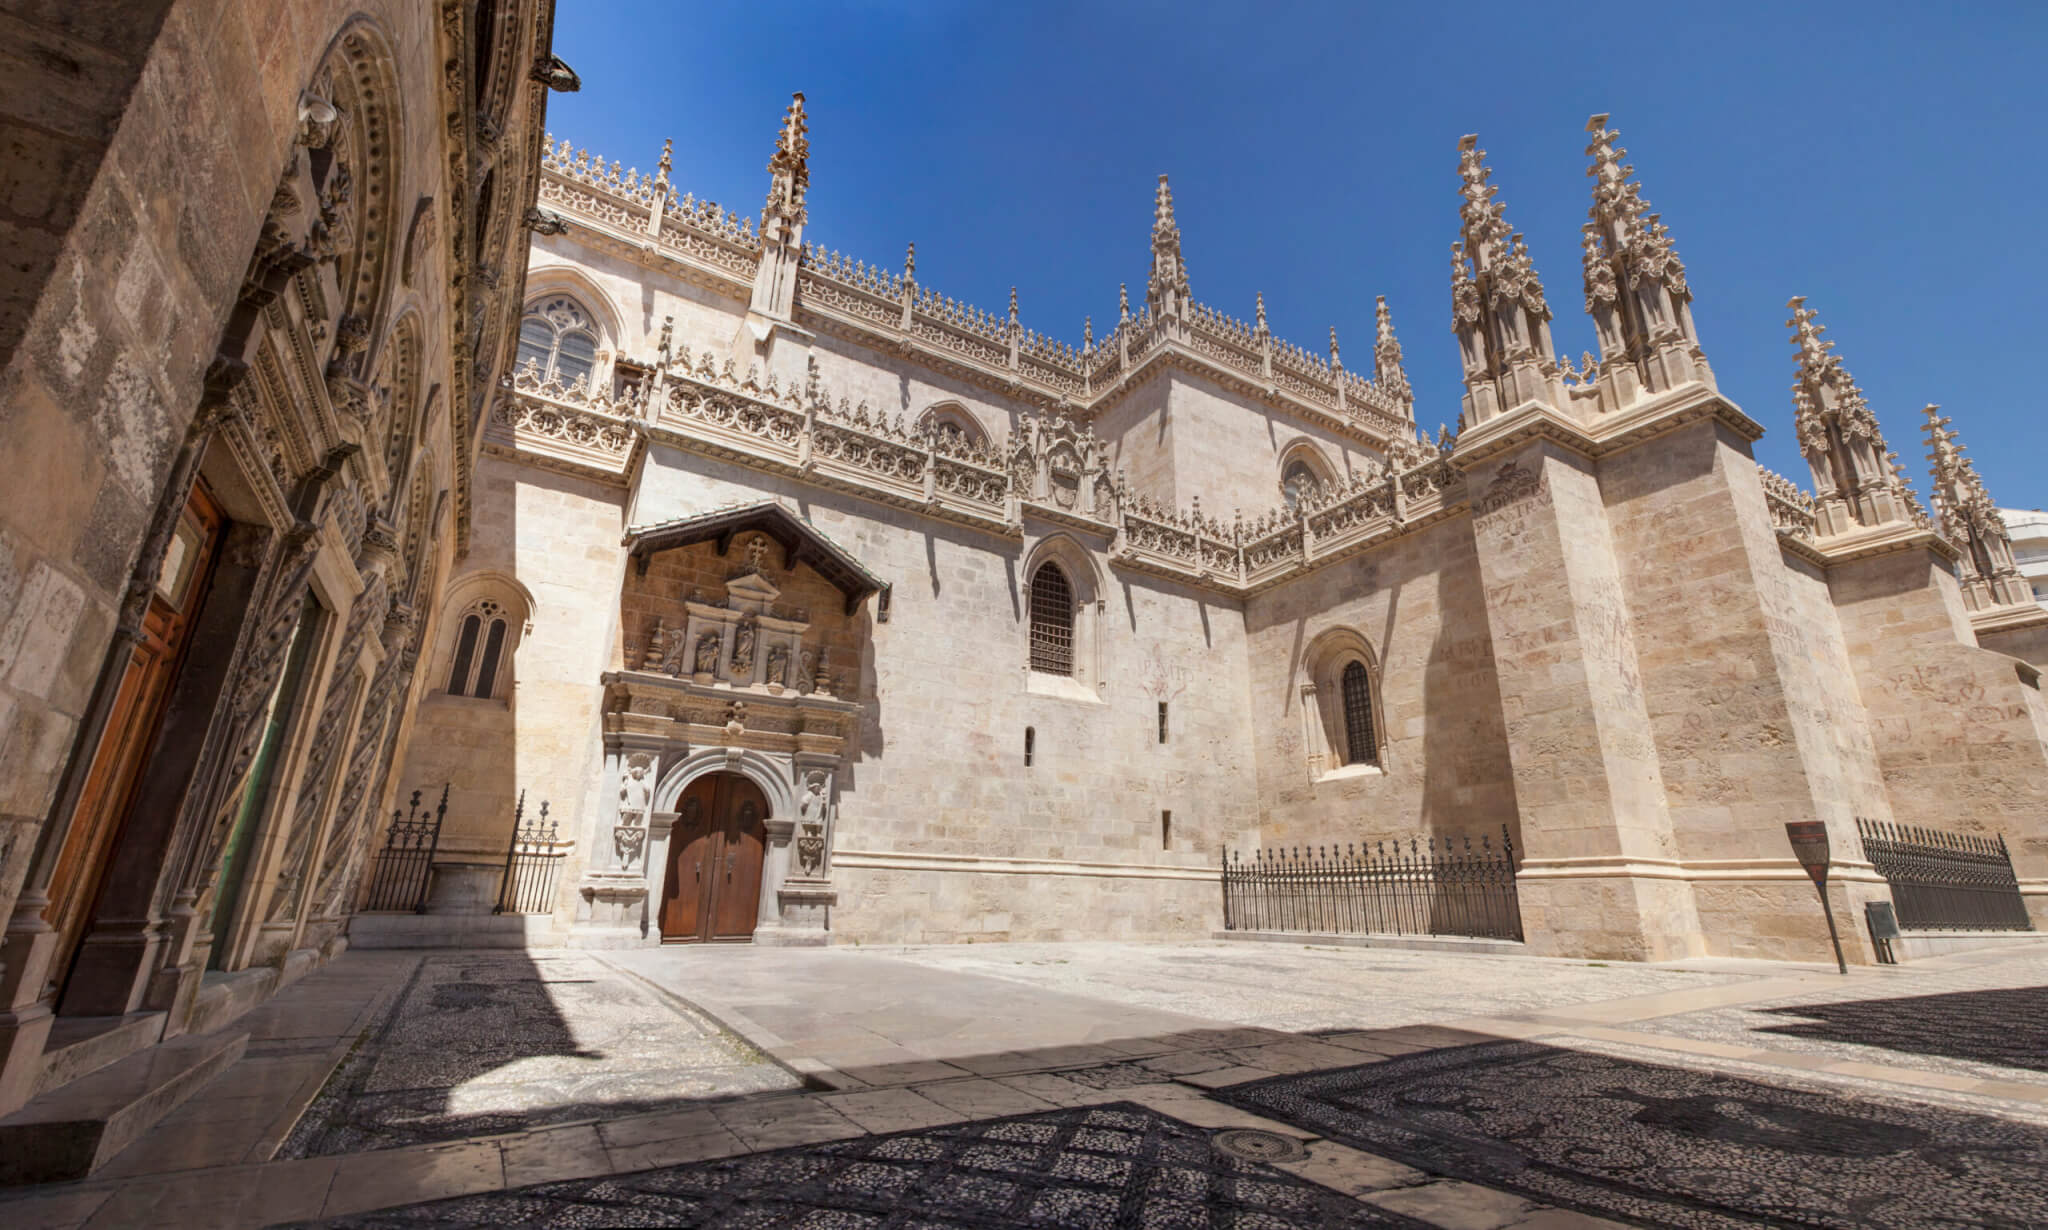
[416,98,2048,965]
[0,0,561,1120]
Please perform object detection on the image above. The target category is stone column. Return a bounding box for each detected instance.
[1462,438,1701,960]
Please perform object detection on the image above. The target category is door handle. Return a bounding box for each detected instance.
[694,861,702,881]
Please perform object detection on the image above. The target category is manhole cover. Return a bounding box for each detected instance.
[1212,1128,1308,1162]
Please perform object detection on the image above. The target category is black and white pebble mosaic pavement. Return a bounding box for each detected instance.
[1215,1040,2048,1229]
[275,1103,1432,1229]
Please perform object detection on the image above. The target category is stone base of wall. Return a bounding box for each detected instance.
[1516,868,1705,962]
[1891,931,2045,963]
[829,861,1222,945]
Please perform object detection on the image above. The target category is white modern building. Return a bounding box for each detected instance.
[2000,508,2048,605]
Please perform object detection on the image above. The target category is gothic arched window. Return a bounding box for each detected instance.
[1028,563,1074,676]
[1282,460,1322,512]
[1340,660,1377,766]
[919,403,988,453]
[447,599,510,699]
[515,296,598,390]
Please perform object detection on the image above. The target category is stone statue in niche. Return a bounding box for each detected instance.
[796,771,828,876]
[765,644,788,690]
[731,619,756,676]
[619,757,652,817]
[614,755,653,872]
[694,631,721,675]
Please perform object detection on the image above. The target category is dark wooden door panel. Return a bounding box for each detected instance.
[710,779,767,940]
[658,772,769,943]
[658,776,718,940]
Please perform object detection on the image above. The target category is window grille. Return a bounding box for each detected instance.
[1158,701,1169,744]
[1341,660,1376,765]
[1028,563,1074,675]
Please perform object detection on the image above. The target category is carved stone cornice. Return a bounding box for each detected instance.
[532,156,1412,454]
[1450,381,1762,472]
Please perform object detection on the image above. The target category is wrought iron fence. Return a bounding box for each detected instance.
[494,791,565,915]
[1222,827,1522,941]
[1856,819,2031,932]
[362,786,447,912]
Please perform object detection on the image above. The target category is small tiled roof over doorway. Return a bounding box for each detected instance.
[624,500,886,614]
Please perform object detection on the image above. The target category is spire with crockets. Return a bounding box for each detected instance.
[1923,404,2031,609]
[1785,296,1916,535]
[1147,174,1191,319]
[1449,135,1561,428]
[748,92,811,325]
[1578,114,1713,405]
[1374,296,1412,415]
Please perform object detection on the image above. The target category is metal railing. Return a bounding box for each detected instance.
[1222,827,1522,941]
[494,791,564,915]
[1857,819,2032,932]
[362,786,447,912]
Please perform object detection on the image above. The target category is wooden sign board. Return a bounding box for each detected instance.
[1784,820,1831,886]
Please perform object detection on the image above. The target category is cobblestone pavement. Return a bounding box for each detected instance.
[1631,947,2048,1087]
[279,952,800,1156]
[280,1103,1436,1229]
[1215,1038,2048,1229]
[6,942,2048,1230]
[867,940,1747,1032]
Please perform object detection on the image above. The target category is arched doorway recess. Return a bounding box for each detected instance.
[659,772,768,942]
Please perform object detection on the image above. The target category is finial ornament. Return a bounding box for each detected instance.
[1008,286,1019,325]
[1147,174,1190,316]
[1449,134,1555,428]
[1786,296,1914,535]
[1119,282,1130,322]
[903,241,915,279]
[1255,291,1268,335]
[655,137,673,186]
[1921,402,2025,606]
[1083,316,1093,352]
[1578,113,1709,399]
[762,91,809,235]
[1329,327,1341,369]
[1374,295,1413,411]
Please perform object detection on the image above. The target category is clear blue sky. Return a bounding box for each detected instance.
[545,1,2047,508]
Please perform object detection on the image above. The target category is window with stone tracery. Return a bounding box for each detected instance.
[918,404,988,454]
[1028,563,1074,676]
[516,296,599,390]
[1282,460,1322,512]
[447,599,510,699]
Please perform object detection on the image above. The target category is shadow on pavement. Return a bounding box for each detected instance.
[1749,984,2048,1073]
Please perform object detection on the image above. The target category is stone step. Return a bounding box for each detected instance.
[0,1027,248,1185]
[346,911,559,948]
[32,1012,167,1098]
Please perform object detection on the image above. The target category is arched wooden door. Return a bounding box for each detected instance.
[659,773,768,942]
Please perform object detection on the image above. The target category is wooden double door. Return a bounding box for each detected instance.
[659,773,767,942]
